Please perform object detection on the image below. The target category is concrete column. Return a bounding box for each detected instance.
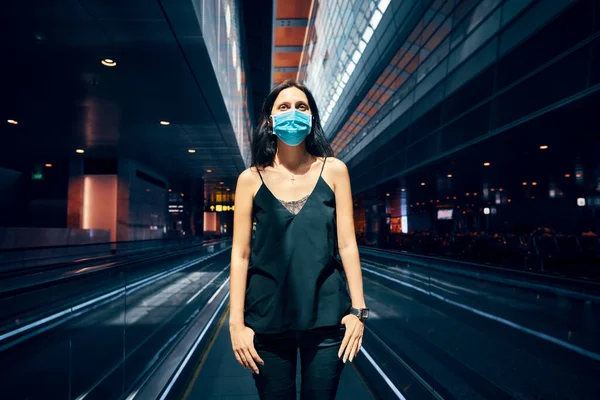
[191,178,205,238]
[66,157,84,229]
[364,194,388,248]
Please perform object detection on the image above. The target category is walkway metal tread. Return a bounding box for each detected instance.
[184,312,374,399]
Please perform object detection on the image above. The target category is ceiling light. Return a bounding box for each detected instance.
[101,58,117,67]
[181,193,185,197]
[45,163,52,167]
[401,188,405,192]
[219,181,224,185]
[160,120,170,126]
[206,169,212,173]
[540,145,549,150]
[7,119,18,125]
[564,174,571,178]
[386,193,390,197]
[188,149,196,153]
[226,188,230,191]
[168,189,172,192]
[499,188,503,192]
[447,174,452,178]
[421,182,425,186]
[483,162,491,167]
[532,182,537,186]
[522,182,527,186]
[76,149,85,154]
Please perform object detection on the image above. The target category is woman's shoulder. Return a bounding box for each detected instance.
[238,166,263,184]
[321,156,348,175]
[237,166,262,193]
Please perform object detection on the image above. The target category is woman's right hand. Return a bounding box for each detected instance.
[230,324,264,374]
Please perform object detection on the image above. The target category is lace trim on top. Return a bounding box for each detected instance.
[277,194,310,215]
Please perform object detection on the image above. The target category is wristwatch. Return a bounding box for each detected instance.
[349,307,370,322]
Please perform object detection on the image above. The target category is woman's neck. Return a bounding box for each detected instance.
[274,142,312,171]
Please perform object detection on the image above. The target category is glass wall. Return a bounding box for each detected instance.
[299,0,393,126]
[195,0,253,165]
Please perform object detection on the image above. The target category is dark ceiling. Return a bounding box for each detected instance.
[0,0,273,197]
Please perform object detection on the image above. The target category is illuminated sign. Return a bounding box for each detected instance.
[207,204,234,212]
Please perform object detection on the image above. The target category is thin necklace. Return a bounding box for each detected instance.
[279,155,311,184]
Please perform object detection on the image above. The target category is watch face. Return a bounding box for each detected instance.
[362,309,369,319]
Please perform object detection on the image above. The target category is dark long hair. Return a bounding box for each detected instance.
[250,79,334,168]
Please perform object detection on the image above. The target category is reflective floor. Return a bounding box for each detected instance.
[1,247,599,400]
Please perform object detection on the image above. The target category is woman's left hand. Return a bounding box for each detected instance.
[338,313,364,363]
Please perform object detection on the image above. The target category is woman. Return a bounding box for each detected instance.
[229,79,369,399]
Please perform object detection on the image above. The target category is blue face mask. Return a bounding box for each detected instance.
[271,109,312,146]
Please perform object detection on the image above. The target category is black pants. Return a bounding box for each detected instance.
[252,324,347,399]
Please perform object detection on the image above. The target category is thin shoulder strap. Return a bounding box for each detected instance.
[256,167,264,183]
[319,157,327,177]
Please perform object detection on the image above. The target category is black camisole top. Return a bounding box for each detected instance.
[244,157,352,334]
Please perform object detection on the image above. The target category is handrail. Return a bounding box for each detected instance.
[0,236,198,253]
[0,238,219,277]
[359,246,600,300]
[0,239,231,297]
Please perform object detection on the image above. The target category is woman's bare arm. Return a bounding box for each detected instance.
[331,158,366,309]
[229,168,257,329]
